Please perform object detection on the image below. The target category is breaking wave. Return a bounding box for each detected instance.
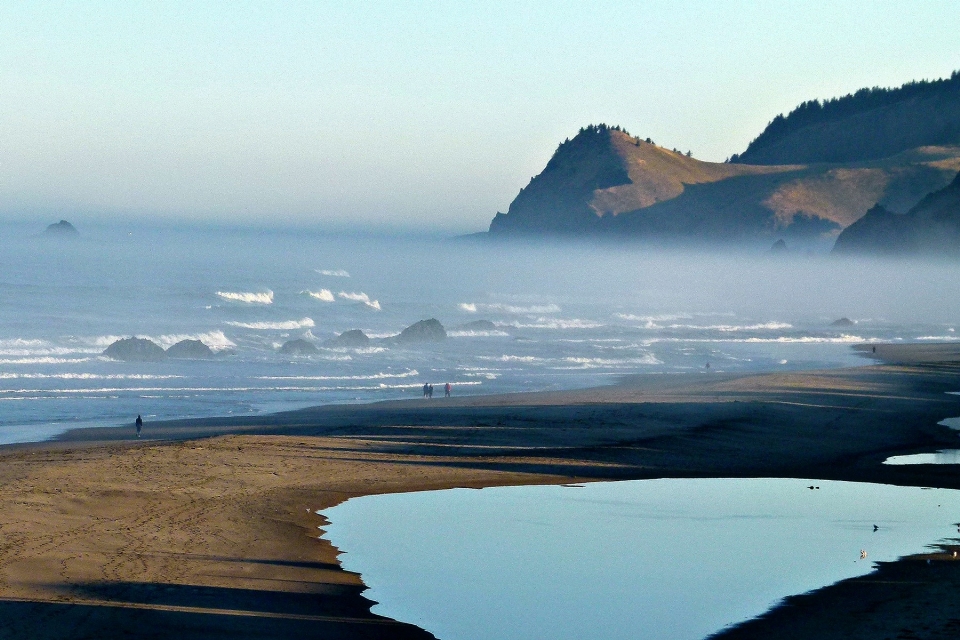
[0,373,183,380]
[667,322,793,332]
[155,330,236,351]
[508,317,604,330]
[316,269,350,277]
[459,302,561,314]
[304,289,336,302]
[447,330,511,338]
[338,291,381,310]
[256,369,419,381]
[225,318,315,330]
[558,355,662,368]
[0,357,93,365]
[216,290,274,304]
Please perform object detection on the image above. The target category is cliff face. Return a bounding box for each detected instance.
[488,125,960,244]
[489,125,631,234]
[833,172,960,255]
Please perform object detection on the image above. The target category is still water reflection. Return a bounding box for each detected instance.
[320,479,960,640]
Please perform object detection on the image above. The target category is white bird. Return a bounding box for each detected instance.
[860,550,868,559]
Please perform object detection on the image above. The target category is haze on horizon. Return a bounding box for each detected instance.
[1,1,958,232]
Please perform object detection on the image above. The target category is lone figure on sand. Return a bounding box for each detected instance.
[444,382,451,397]
[135,414,143,438]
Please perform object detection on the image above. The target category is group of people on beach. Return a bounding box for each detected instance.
[422,382,452,398]
[134,380,454,438]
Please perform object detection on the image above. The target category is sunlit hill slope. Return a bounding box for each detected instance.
[488,73,960,245]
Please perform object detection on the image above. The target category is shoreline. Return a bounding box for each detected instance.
[2,345,960,638]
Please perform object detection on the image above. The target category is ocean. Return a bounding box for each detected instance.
[1,221,958,445]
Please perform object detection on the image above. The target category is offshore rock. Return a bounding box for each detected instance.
[103,337,167,362]
[43,220,79,237]
[165,339,214,359]
[325,329,370,348]
[278,339,319,355]
[397,319,447,343]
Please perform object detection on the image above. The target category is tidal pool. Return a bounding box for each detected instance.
[319,479,960,640]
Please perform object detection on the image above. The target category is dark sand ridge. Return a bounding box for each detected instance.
[0,344,959,638]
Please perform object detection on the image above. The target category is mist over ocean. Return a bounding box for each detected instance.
[2,221,959,445]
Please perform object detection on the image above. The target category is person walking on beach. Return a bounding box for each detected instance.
[428,384,434,398]
[423,383,429,398]
[135,414,143,438]
[444,382,451,397]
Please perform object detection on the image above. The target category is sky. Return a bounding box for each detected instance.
[0,1,958,233]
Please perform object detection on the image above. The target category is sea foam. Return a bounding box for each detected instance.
[225,318,315,330]
[338,291,381,310]
[216,290,274,304]
[304,289,336,302]
[459,302,561,314]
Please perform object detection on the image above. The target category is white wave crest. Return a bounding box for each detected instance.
[0,357,93,365]
[508,317,603,330]
[916,335,960,341]
[459,302,561,315]
[316,269,350,277]
[0,373,183,380]
[667,322,793,332]
[559,355,662,368]
[652,334,865,344]
[303,289,336,302]
[256,369,419,382]
[338,291,381,310]
[615,313,693,323]
[156,330,236,351]
[447,330,511,338]
[225,318,315,330]
[478,355,547,363]
[216,290,274,304]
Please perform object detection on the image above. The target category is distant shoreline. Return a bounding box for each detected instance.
[1,343,959,638]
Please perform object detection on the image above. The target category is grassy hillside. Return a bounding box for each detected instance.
[732,71,960,165]
[489,126,960,244]
[833,172,960,255]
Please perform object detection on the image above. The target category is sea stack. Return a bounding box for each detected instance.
[43,220,79,237]
[278,339,319,355]
[397,319,447,343]
[165,339,215,359]
[325,329,370,348]
[103,337,167,362]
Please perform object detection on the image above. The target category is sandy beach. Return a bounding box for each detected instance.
[2,344,960,638]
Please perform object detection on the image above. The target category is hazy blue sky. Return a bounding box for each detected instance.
[1,1,957,232]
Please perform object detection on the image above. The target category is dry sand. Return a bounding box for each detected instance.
[2,344,960,638]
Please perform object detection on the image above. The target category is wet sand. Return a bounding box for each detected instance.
[2,345,960,638]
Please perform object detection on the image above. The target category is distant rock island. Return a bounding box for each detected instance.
[830,317,856,327]
[103,337,166,362]
[165,339,215,359]
[396,319,446,343]
[456,319,498,332]
[488,72,960,247]
[325,329,370,348]
[278,339,319,355]
[833,172,960,255]
[43,220,79,237]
